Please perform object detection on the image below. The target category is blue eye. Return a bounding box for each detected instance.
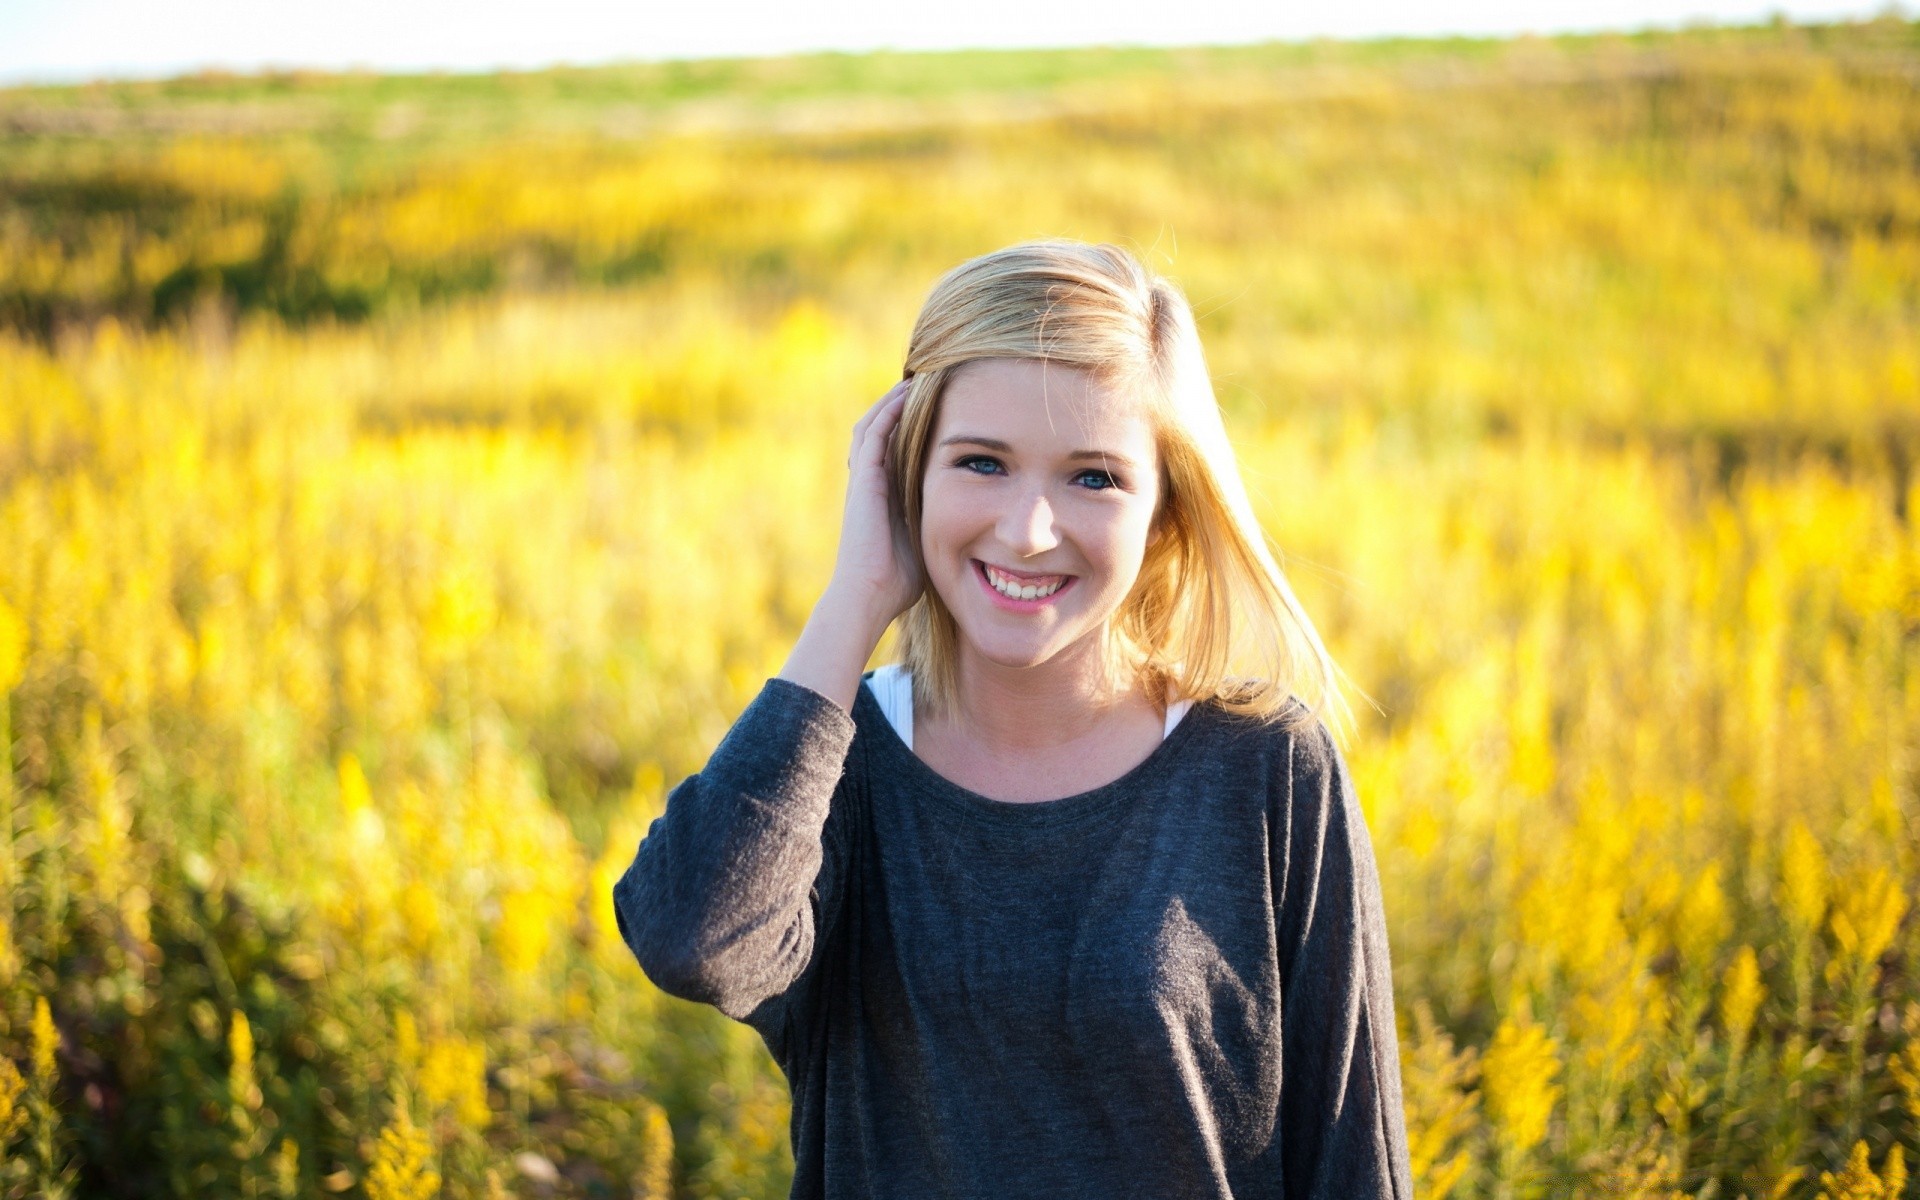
[952,456,1122,491]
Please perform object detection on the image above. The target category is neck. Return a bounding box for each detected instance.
[940,630,1155,755]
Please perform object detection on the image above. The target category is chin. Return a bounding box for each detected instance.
[971,643,1059,670]
[943,619,1041,661]
[956,617,1104,673]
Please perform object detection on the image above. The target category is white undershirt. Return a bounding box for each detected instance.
[863,662,1193,752]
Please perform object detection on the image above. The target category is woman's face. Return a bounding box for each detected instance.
[919,357,1163,673]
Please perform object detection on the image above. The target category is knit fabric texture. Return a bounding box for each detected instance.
[612,673,1414,1199]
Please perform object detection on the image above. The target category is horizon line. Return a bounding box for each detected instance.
[0,5,1908,90]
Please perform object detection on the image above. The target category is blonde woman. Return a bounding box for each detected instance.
[614,240,1413,1197]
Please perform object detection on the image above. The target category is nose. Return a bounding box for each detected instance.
[996,487,1060,558]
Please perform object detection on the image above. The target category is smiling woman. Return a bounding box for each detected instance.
[909,356,1174,800]
[613,239,1413,1198]
[888,242,1353,743]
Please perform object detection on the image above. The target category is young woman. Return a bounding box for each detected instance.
[613,240,1413,1198]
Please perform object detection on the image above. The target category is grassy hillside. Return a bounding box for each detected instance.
[0,17,1916,1199]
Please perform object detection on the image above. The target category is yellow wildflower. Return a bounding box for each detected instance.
[394,1009,421,1074]
[273,1137,300,1198]
[1572,974,1664,1079]
[340,753,385,853]
[420,1036,491,1130]
[424,565,498,660]
[227,1013,261,1105]
[229,1010,262,1118]
[30,997,56,1084]
[1399,1003,1479,1200]
[365,1102,440,1200]
[1674,862,1730,970]
[1815,1140,1906,1200]
[0,1054,26,1141]
[1575,1127,1685,1200]
[1720,945,1764,1048]
[496,888,554,981]
[0,914,19,989]
[1778,821,1828,937]
[339,753,373,817]
[1481,1013,1562,1157]
[1893,1003,1920,1123]
[400,882,442,958]
[0,597,24,694]
[636,1099,674,1200]
[1827,864,1907,972]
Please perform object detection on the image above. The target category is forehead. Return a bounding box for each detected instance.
[936,358,1156,450]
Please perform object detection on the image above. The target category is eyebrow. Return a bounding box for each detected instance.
[938,435,1141,471]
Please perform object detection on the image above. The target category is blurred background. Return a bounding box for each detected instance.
[0,2,1916,1197]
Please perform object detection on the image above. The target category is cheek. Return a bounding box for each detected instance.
[1086,509,1157,587]
[917,481,966,560]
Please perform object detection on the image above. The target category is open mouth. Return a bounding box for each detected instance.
[974,560,1075,605]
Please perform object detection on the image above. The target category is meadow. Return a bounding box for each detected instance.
[0,16,1917,1197]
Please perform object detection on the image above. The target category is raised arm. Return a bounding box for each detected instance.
[1275,714,1414,1200]
[612,674,856,1019]
[611,378,923,1021]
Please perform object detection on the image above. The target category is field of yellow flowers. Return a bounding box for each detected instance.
[1,16,1917,1198]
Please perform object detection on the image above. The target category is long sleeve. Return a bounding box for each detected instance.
[1275,715,1414,1200]
[611,677,857,1022]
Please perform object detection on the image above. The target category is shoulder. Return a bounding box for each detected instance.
[1176,681,1320,777]
[1197,686,1351,818]
[1202,682,1329,759]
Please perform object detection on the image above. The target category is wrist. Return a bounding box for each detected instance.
[816,580,899,648]
[779,585,894,715]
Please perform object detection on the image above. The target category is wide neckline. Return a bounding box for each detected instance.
[854,670,1213,829]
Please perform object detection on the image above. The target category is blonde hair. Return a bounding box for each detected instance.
[888,239,1359,741]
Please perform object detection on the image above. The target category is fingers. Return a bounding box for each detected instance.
[850,379,912,469]
[852,379,909,437]
[854,390,905,474]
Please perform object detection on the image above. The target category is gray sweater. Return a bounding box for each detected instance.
[612,674,1413,1199]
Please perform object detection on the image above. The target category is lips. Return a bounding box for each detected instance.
[974,559,1076,605]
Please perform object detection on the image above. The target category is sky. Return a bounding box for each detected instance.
[0,0,1903,85]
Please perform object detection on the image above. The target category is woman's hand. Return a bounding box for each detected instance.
[826,378,925,630]
[777,378,925,713]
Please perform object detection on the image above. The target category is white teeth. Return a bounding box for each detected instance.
[984,564,1064,601]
